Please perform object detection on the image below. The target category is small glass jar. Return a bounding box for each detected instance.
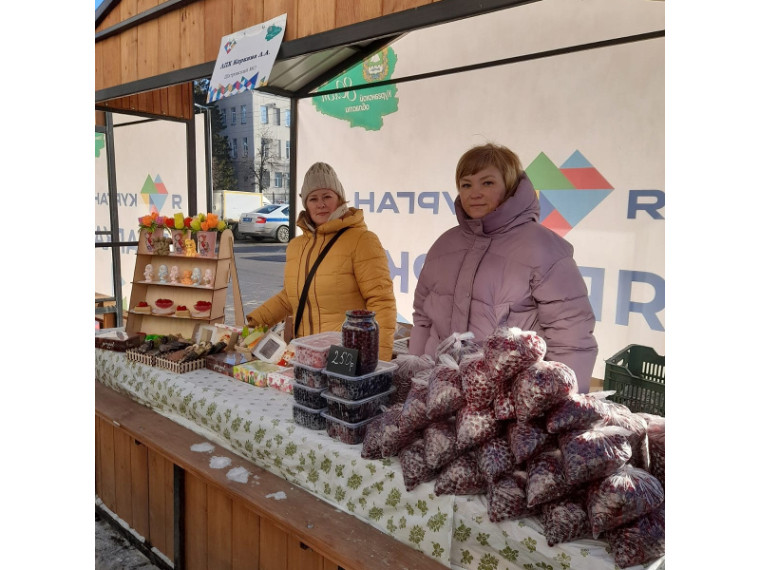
[341,310,379,376]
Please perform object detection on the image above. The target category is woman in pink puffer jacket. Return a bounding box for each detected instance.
[408,143,598,392]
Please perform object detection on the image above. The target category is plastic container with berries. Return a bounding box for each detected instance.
[325,360,397,401]
[292,403,328,430]
[292,362,330,389]
[321,411,378,445]
[292,382,328,409]
[290,331,342,368]
[321,386,396,423]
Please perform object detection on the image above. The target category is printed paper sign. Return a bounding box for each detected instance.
[207,14,287,103]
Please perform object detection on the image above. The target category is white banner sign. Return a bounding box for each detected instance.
[207,14,287,103]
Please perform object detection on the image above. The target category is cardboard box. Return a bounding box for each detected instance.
[206,351,250,377]
[95,331,145,352]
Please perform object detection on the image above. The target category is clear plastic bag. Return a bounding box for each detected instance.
[483,326,546,381]
[540,493,592,547]
[586,464,665,538]
[486,470,532,523]
[434,451,486,496]
[435,331,481,363]
[559,425,632,486]
[399,373,432,435]
[513,360,578,422]
[600,402,650,471]
[508,419,551,465]
[426,355,465,420]
[460,351,497,410]
[606,504,665,568]
[493,381,516,420]
[526,448,572,508]
[391,353,435,405]
[477,434,516,484]
[639,413,665,488]
[423,419,459,470]
[545,391,614,434]
[376,402,417,458]
[398,438,438,492]
[456,404,499,452]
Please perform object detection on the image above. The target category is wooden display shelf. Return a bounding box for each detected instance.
[126,228,243,338]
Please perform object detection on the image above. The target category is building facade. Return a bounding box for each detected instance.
[215,90,291,203]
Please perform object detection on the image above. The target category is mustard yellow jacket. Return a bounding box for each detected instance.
[246,207,397,361]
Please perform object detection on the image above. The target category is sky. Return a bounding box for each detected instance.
[96,0,105,9]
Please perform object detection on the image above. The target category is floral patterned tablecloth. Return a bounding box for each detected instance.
[95,349,663,570]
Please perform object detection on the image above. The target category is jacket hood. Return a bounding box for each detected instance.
[454,173,539,236]
[297,206,367,235]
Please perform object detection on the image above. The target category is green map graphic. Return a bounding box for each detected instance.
[312,48,398,131]
[95,132,105,158]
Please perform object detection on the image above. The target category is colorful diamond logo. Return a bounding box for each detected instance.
[526,150,613,237]
[140,174,169,214]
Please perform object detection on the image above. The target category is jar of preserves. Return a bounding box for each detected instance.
[341,310,379,376]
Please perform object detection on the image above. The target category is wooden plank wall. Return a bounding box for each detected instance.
[96,0,436,93]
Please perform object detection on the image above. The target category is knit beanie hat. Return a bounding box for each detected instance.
[300,162,346,208]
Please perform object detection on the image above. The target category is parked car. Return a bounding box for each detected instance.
[238,204,291,243]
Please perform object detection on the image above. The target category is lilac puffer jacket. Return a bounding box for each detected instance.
[409,174,599,392]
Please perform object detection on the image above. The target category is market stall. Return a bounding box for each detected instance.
[95,336,664,570]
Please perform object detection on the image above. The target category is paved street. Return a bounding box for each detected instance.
[225,239,288,324]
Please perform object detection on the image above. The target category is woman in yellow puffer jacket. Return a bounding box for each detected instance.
[246,162,397,361]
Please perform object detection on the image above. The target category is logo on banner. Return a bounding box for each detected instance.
[526,150,613,237]
[313,48,399,131]
[141,174,169,214]
[207,14,287,103]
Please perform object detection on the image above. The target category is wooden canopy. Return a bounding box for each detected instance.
[95,0,532,121]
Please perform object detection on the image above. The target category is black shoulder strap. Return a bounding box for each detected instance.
[294,227,350,337]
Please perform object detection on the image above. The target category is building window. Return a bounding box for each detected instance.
[284,109,291,127]
[231,107,236,125]
[241,104,247,124]
[221,109,227,127]
[262,138,271,157]
[274,139,281,158]
[232,139,238,159]
[273,107,281,126]
[242,137,248,158]
[285,140,290,159]
[262,170,270,187]
[275,172,283,188]
[260,105,268,124]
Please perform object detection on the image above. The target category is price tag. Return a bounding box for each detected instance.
[326,344,360,376]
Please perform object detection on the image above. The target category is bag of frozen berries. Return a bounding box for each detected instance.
[423,418,460,470]
[513,360,578,422]
[526,448,573,508]
[540,493,592,547]
[605,504,665,568]
[486,470,534,523]
[435,331,481,363]
[398,438,438,492]
[508,419,551,465]
[586,464,664,538]
[545,391,614,434]
[391,353,435,405]
[434,451,487,496]
[477,433,516,484]
[460,351,498,410]
[483,326,546,381]
[559,425,633,487]
[456,404,499,452]
[426,354,465,420]
[493,380,517,420]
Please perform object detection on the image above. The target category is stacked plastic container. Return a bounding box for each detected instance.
[290,331,339,431]
[290,330,397,444]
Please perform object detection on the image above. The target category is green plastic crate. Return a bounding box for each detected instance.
[603,344,665,416]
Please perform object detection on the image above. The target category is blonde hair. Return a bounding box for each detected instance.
[455,143,523,200]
